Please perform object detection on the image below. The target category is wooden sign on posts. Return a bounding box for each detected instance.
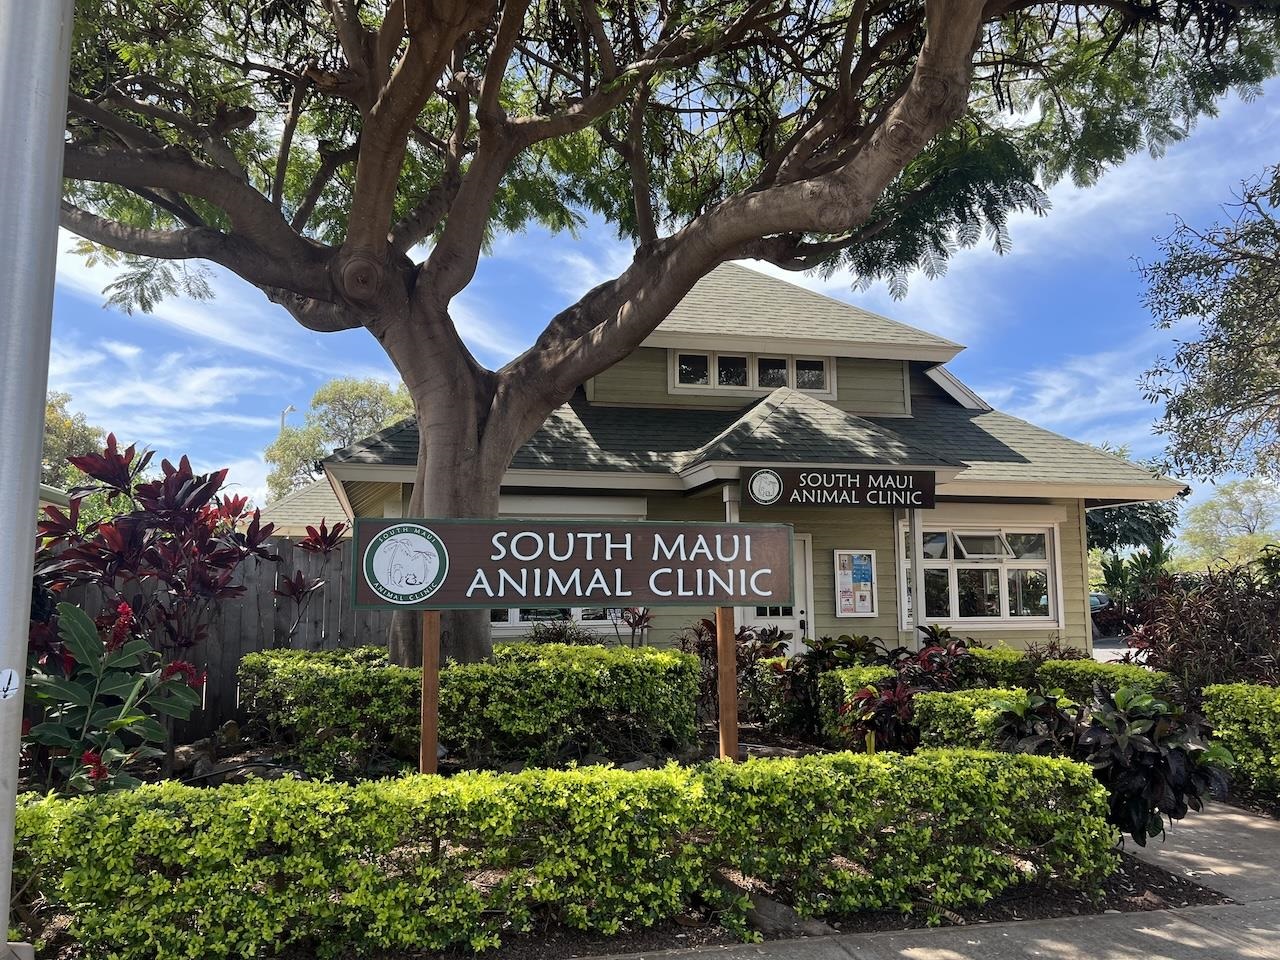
[352,519,795,768]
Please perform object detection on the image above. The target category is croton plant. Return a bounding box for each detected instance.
[26,435,284,791]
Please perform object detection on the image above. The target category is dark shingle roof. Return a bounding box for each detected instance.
[683,388,956,468]
[874,399,1172,486]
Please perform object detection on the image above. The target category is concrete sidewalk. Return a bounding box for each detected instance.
[595,802,1280,960]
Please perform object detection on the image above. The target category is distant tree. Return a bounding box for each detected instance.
[41,392,104,489]
[1142,165,1280,478]
[1085,443,1183,553]
[265,377,412,500]
[1177,477,1280,566]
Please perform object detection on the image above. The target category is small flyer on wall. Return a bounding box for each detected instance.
[835,549,876,617]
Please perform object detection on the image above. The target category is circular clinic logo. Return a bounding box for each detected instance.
[749,468,783,505]
[363,523,449,604]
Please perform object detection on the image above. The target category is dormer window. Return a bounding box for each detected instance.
[670,351,835,398]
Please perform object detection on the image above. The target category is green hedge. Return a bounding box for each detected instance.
[1037,659,1170,701]
[914,688,1022,749]
[968,647,1030,688]
[1203,683,1280,795]
[817,666,896,743]
[239,643,698,775]
[15,752,1117,959]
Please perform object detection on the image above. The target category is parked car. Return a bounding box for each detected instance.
[1089,591,1112,613]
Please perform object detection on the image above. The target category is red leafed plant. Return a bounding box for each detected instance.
[270,518,348,647]
[31,434,280,663]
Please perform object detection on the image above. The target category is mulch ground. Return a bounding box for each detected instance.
[1223,788,1280,820]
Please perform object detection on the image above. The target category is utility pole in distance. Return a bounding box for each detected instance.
[0,3,75,956]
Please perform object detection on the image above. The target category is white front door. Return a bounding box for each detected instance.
[742,534,813,654]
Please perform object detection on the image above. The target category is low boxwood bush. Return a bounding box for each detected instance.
[15,752,1116,959]
[1037,659,1170,700]
[817,666,895,743]
[1203,683,1280,795]
[968,646,1029,688]
[914,688,1022,749]
[239,643,698,775]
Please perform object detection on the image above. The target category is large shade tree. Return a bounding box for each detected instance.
[63,0,1278,661]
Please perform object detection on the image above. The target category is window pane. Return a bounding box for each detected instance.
[579,608,621,622]
[519,608,572,622]
[718,355,748,387]
[677,353,709,385]
[925,568,951,618]
[957,568,1001,617]
[902,530,948,560]
[754,605,793,617]
[1008,569,1050,617]
[795,358,827,391]
[490,608,512,623]
[757,357,788,388]
[1007,533,1047,559]
[954,532,1011,559]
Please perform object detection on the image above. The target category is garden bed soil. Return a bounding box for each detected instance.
[1223,788,1280,820]
[374,853,1226,960]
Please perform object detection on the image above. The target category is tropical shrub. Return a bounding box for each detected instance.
[239,643,699,775]
[914,688,1022,749]
[519,617,604,646]
[675,616,788,722]
[989,685,1231,844]
[23,604,201,792]
[1128,563,1280,695]
[1202,683,1280,795]
[750,634,876,738]
[1080,687,1230,845]
[816,666,896,742]
[1036,659,1170,700]
[14,752,1116,959]
[31,436,278,656]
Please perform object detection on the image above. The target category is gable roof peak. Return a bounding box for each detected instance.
[642,262,963,361]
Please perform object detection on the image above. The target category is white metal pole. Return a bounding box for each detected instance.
[0,1,75,950]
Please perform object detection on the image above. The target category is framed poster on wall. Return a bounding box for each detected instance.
[834,549,877,618]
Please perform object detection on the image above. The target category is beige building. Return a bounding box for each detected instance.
[274,264,1181,652]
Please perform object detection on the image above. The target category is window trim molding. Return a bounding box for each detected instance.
[667,350,838,400]
[895,522,1064,630]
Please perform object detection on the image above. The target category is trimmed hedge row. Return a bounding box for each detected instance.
[239,643,698,775]
[1203,683,1280,794]
[817,666,896,741]
[968,647,1029,687]
[1036,659,1170,700]
[915,688,1022,749]
[15,752,1117,959]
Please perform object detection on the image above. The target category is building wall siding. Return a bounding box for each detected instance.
[640,494,1090,653]
[588,347,909,415]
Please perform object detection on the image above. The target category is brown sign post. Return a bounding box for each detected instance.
[744,467,936,509]
[353,519,794,770]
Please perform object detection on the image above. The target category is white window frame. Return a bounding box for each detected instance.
[668,350,837,400]
[490,606,631,637]
[896,524,1061,630]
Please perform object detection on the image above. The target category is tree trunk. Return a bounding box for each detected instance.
[380,302,511,665]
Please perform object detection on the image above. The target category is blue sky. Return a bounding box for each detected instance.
[48,77,1280,507]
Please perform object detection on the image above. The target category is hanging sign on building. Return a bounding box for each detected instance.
[744,467,936,509]
[352,518,794,610]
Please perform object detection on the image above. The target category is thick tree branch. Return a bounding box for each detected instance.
[64,143,308,260]
[60,202,332,299]
[272,76,312,207]
[290,143,359,233]
[490,0,987,450]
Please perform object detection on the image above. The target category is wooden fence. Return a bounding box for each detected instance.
[68,538,393,739]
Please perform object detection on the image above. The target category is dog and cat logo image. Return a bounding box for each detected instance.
[362,523,450,604]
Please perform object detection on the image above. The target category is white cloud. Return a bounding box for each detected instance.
[972,327,1177,460]
[210,453,271,508]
